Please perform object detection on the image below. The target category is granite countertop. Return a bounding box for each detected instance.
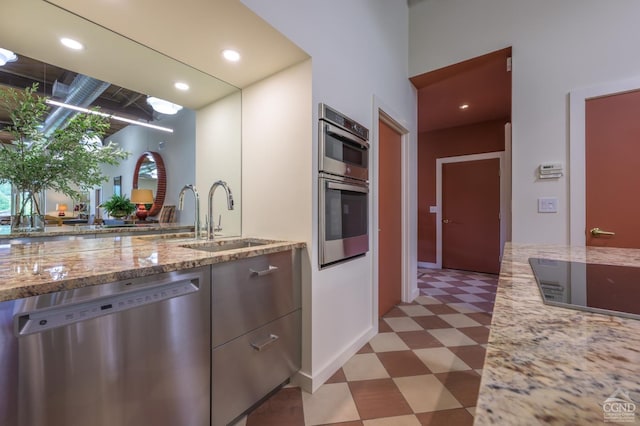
[0,235,305,302]
[0,223,193,239]
[475,243,640,425]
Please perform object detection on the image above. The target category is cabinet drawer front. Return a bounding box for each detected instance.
[212,310,301,426]
[212,250,299,346]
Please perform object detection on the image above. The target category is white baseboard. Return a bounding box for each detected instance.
[294,325,378,394]
[409,287,420,302]
[418,261,438,269]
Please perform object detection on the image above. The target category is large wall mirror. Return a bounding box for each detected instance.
[0,0,242,236]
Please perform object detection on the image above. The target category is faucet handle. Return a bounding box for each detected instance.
[214,214,223,232]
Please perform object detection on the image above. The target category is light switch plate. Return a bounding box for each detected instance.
[429,206,438,214]
[538,197,558,213]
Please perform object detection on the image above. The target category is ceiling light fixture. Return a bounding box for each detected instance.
[0,48,18,66]
[60,37,84,50]
[222,49,241,62]
[459,104,470,110]
[146,96,183,115]
[174,82,190,91]
[45,99,174,133]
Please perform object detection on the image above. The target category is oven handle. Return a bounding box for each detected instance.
[327,181,369,193]
[324,123,369,150]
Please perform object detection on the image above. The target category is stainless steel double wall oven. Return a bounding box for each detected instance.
[318,103,370,267]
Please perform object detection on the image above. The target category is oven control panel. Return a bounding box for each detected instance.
[319,103,369,141]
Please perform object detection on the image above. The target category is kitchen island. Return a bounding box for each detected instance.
[0,234,305,426]
[475,243,640,425]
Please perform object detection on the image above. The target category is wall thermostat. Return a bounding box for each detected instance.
[538,163,563,179]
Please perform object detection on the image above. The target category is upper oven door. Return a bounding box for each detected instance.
[319,121,369,181]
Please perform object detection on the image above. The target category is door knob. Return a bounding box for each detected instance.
[443,219,450,224]
[590,227,615,237]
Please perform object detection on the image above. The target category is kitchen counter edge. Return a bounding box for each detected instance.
[0,236,306,303]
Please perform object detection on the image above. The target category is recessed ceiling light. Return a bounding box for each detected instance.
[60,37,84,50]
[174,82,190,91]
[459,104,470,110]
[146,96,183,115]
[222,49,241,62]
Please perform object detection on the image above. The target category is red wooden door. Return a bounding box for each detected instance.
[442,158,500,274]
[378,119,402,318]
[585,90,640,248]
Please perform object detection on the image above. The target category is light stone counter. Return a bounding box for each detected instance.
[0,223,193,241]
[475,243,640,425]
[0,235,305,302]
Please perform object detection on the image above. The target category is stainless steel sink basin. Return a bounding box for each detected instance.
[180,239,270,253]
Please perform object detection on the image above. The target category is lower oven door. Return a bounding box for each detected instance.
[319,175,369,267]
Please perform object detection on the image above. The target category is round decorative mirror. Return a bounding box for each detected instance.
[132,151,166,217]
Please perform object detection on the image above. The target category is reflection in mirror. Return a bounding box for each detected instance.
[0,0,242,235]
[132,152,166,217]
[113,176,122,197]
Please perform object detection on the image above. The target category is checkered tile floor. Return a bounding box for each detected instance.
[238,268,498,426]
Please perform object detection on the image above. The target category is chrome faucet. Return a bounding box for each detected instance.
[208,180,234,240]
[178,184,200,240]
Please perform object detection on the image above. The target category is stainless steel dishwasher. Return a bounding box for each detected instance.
[0,266,211,426]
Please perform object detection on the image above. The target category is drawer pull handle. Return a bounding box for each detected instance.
[250,334,279,351]
[249,265,279,277]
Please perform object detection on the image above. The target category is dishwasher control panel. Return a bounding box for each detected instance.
[16,279,198,336]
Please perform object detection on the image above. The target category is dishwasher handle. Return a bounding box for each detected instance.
[16,278,199,336]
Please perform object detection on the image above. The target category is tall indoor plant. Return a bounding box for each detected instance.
[0,83,129,231]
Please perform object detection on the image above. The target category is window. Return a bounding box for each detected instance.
[0,182,11,217]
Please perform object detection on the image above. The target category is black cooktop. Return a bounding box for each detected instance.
[529,258,640,321]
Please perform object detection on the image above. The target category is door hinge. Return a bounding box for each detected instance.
[507,57,512,72]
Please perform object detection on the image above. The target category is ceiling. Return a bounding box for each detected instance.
[411,47,512,133]
[45,0,310,90]
[0,0,308,144]
[1,0,510,140]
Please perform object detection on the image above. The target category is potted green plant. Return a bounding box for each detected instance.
[100,194,136,219]
[0,83,129,231]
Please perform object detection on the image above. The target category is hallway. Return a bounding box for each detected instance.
[239,268,498,425]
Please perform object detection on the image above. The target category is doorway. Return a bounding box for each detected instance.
[378,117,403,317]
[437,152,504,274]
[411,47,512,269]
[570,77,640,248]
[373,101,411,321]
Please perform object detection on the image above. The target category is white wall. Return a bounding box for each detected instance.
[242,61,312,243]
[241,0,417,391]
[196,91,242,236]
[409,0,640,244]
[242,60,313,377]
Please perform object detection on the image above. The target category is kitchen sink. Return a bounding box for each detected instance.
[180,239,271,253]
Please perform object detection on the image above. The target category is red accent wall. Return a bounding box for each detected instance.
[418,119,507,263]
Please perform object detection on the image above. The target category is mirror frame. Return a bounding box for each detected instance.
[132,151,166,217]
